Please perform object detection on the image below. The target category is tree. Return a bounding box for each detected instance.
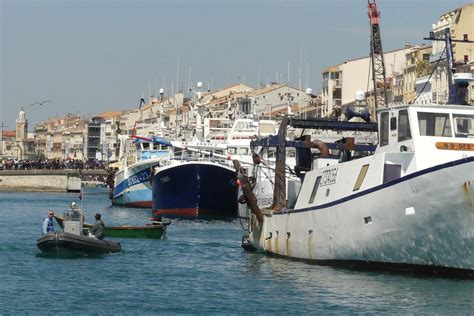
[416,60,431,78]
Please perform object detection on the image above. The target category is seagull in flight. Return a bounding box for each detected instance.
[28,100,53,106]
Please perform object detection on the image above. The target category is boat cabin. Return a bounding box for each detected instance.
[375,104,474,170]
[134,138,171,162]
[62,207,85,236]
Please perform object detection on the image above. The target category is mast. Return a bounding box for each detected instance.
[368,0,389,109]
[424,28,474,104]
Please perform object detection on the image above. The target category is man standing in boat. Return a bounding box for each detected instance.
[41,210,55,235]
[90,213,105,240]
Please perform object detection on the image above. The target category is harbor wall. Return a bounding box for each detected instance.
[0,170,83,192]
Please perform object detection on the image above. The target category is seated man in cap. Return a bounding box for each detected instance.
[90,213,105,240]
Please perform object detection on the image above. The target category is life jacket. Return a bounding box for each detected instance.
[43,217,54,233]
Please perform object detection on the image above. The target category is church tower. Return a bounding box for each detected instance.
[16,109,28,141]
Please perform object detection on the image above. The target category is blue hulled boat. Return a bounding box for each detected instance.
[152,161,238,220]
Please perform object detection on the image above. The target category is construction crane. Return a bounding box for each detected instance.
[368,0,389,109]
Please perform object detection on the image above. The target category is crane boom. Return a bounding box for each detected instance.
[368,0,389,109]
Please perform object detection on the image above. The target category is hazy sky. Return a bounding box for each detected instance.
[1,0,471,129]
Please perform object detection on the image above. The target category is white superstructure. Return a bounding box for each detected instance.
[244,103,474,276]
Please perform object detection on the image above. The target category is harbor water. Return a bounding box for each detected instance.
[1,188,473,314]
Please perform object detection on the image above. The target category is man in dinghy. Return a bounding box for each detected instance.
[90,213,105,240]
[41,210,55,235]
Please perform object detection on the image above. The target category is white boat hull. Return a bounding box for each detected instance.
[249,157,474,274]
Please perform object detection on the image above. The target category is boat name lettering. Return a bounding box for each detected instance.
[257,197,273,207]
[160,176,170,183]
[435,142,474,151]
[320,167,339,187]
[127,169,151,187]
[182,142,219,147]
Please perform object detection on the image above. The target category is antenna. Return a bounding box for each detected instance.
[287,60,290,84]
[299,44,302,90]
[187,66,192,93]
[257,64,261,87]
[176,50,180,93]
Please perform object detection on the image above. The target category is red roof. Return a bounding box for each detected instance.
[2,130,16,138]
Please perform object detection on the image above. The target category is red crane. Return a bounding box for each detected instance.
[368,0,389,109]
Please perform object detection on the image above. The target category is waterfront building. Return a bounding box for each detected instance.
[97,111,123,161]
[403,45,433,104]
[201,83,253,105]
[430,3,474,105]
[249,83,312,119]
[33,123,48,159]
[1,130,17,159]
[84,117,102,161]
[15,110,28,160]
[11,110,36,160]
[321,46,414,119]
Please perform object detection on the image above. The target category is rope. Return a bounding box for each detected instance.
[411,46,447,105]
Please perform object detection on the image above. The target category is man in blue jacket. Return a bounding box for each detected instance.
[42,210,55,235]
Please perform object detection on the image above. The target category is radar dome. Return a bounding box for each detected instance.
[355,90,365,102]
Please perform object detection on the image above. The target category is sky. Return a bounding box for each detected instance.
[0,0,471,129]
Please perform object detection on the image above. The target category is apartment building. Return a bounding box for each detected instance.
[321,46,414,118]
[403,45,433,103]
[430,3,474,104]
[250,83,312,119]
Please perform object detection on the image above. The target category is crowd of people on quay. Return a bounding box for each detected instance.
[0,158,108,171]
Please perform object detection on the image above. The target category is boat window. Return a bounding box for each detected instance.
[383,164,401,183]
[390,117,397,131]
[398,110,412,142]
[308,176,321,204]
[228,147,237,155]
[287,148,296,158]
[259,123,275,134]
[238,148,248,155]
[142,143,150,150]
[417,112,452,137]
[353,164,369,191]
[236,121,254,132]
[379,112,389,146]
[453,114,474,138]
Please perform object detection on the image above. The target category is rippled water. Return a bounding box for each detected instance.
[0,189,473,314]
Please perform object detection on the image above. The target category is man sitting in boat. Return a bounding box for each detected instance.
[41,210,55,235]
[90,213,105,240]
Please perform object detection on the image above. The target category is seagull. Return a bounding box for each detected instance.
[28,100,53,106]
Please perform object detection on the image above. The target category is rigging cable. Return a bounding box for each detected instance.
[411,46,447,105]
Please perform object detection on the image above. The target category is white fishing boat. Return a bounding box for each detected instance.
[237,101,474,276]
